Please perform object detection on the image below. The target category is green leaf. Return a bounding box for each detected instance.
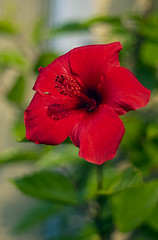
[110,180,158,232]
[37,144,79,169]
[0,148,41,166]
[0,20,18,35]
[11,170,78,204]
[84,167,143,200]
[7,75,25,105]
[14,202,63,232]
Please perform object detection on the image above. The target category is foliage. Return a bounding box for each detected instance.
[0,5,158,240]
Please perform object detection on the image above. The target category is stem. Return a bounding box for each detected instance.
[95,165,105,240]
[97,165,103,191]
[95,165,114,240]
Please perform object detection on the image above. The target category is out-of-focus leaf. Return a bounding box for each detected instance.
[47,237,79,240]
[128,225,158,240]
[14,202,63,232]
[49,22,89,36]
[62,136,72,144]
[48,15,122,38]
[139,14,158,42]
[7,75,25,105]
[37,144,79,169]
[34,52,59,73]
[146,123,158,141]
[0,51,27,69]
[18,137,30,142]
[0,148,41,166]
[140,41,158,67]
[13,115,26,140]
[0,20,18,35]
[11,170,78,204]
[144,143,158,166]
[121,116,145,150]
[84,167,143,200]
[32,18,45,44]
[85,15,122,26]
[110,180,158,232]
[130,142,158,175]
[135,62,156,90]
[146,203,158,231]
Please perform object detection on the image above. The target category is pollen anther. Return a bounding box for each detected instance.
[55,75,82,97]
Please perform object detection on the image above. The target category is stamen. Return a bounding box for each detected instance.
[47,104,69,120]
[55,75,82,97]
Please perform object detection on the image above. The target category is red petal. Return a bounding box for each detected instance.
[69,42,122,89]
[70,105,125,165]
[101,66,151,115]
[33,53,74,100]
[24,93,82,145]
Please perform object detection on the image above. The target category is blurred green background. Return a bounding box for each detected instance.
[0,0,158,239]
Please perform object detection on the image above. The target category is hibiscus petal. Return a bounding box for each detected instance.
[69,42,122,89]
[33,52,74,100]
[101,66,151,115]
[70,105,125,165]
[24,92,82,145]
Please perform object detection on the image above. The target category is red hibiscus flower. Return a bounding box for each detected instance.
[24,42,150,165]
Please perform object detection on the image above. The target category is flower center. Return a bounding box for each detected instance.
[47,103,69,120]
[55,75,82,97]
[87,99,97,112]
[54,75,101,113]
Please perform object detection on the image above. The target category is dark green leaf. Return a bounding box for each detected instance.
[34,52,59,73]
[49,21,89,36]
[134,62,156,90]
[138,14,158,42]
[110,180,158,232]
[11,170,78,204]
[139,41,158,68]
[121,115,145,150]
[62,137,72,144]
[7,75,25,105]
